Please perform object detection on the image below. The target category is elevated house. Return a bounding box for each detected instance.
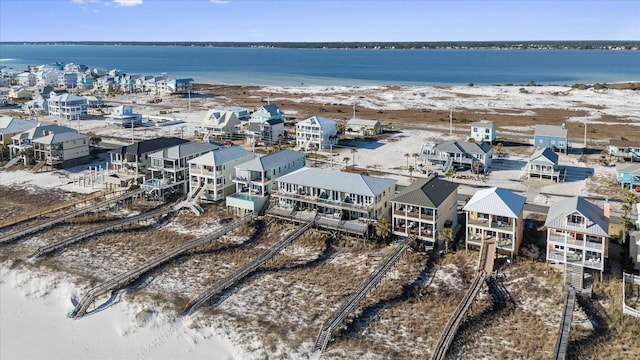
[463,187,526,258]
[609,139,640,162]
[227,149,306,214]
[105,105,143,127]
[48,93,87,120]
[269,167,396,236]
[295,116,338,150]
[470,120,496,143]
[143,142,219,197]
[346,119,383,137]
[534,124,568,153]
[167,78,193,94]
[107,137,188,188]
[32,130,89,168]
[0,117,38,146]
[216,106,250,121]
[616,164,640,190]
[420,140,492,173]
[545,197,609,281]
[245,118,285,146]
[391,176,459,244]
[202,109,241,140]
[525,147,563,181]
[10,124,76,160]
[187,145,254,202]
[250,104,283,123]
[629,205,640,272]
[8,87,31,102]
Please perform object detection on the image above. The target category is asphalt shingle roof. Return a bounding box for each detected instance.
[392,176,458,208]
[109,137,189,156]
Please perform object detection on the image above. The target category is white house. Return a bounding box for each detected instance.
[187,145,254,202]
[470,120,496,143]
[105,105,143,127]
[48,93,87,120]
[295,115,338,150]
[202,109,242,140]
[346,119,383,137]
[227,149,306,214]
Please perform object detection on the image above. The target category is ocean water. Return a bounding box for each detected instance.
[0,44,638,86]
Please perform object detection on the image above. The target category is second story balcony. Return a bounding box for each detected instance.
[548,232,605,251]
[272,190,374,212]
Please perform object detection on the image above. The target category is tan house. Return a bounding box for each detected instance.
[463,187,526,258]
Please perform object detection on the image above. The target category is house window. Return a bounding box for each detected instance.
[559,141,565,148]
[473,127,478,133]
[568,214,583,225]
[485,129,489,133]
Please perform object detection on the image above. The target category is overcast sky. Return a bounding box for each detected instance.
[0,0,638,42]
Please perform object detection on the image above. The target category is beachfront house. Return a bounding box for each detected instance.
[10,124,77,160]
[107,137,188,188]
[346,119,383,137]
[470,120,496,143]
[609,139,640,162]
[48,93,88,120]
[295,116,338,150]
[629,206,640,272]
[32,130,89,169]
[391,176,459,245]
[143,142,220,197]
[105,105,143,127]
[524,147,563,181]
[250,104,283,123]
[545,197,609,279]
[245,118,285,146]
[202,109,242,140]
[463,187,526,258]
[534,124,568,153]
[616,164,640,190]
[269,167,396,236]
[0,117,38,146]
[167,78,193,94]
[227,149,306,214]
[420,140,493,173]
[187,145,254,202]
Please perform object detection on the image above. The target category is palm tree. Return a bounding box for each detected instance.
[472,161,483,174]
[89,135,102,147]
[408,165,415,182]
[343,157,350,170]
[404,153,410,170]
[494,142,503,158]
[375,216,392,242]
[621,191,638,244]
[412,152,419,167]
[350,148,358,169]
[439,228,454,253]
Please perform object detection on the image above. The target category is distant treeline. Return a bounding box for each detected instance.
[1,41,639,50]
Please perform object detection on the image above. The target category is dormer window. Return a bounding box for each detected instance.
[568,214,583,225]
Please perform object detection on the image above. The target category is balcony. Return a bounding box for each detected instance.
[272,190,373,212]
[394,207,435,221]
[468,218,512,229]
[548,233,605,250]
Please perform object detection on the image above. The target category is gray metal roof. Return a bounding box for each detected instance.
[617,164,640,175]
[239,149,305,172]
[463,187,525,218]
[34,131,87,145]
[433,140,492,155]
[391,176,458,208]
[529,147,559,165]
[297,115,337,128]
[150,142,219,160]
[0,117,38,135]
[12,124,76,141]
[544,196,608,237]
[189,145,253,166]
[535,124,567,138]
[275,167,396,196]
[346,119,380,127]
[470,120,494,128]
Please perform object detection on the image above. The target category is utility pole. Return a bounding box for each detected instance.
[583,120,587,148]
[353,103,356,120]
[449,106,453,135]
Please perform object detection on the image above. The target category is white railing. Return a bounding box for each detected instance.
[623,273,640,318]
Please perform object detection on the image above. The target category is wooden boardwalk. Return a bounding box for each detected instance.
[69,214,253,319]
[0,189,143,245]
[431,239,496,360]
[182,219,315,315]
[552,287,576,360]
[29,204,174,259]
[313,238,412,353]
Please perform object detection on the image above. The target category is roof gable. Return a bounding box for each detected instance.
[544,196,608,236]
[463,187,526,218]
[276,167,396,196]
[529,147,559,164]
[392,176,458,208]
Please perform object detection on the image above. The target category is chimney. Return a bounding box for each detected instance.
[603,198,610,222]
